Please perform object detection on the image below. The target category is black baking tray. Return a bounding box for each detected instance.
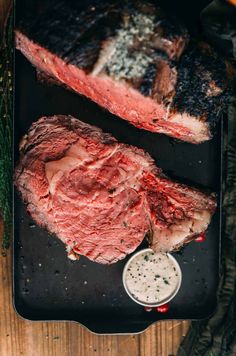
[14,0,223,334]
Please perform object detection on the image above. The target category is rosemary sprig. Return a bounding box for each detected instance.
[0,11,13,255]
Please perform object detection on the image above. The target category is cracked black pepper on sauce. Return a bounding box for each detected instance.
[125,251,180,304]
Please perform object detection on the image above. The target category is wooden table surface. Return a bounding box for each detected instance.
[0,1,189,355]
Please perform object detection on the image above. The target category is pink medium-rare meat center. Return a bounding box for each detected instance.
[45,144,150,264]
[14,115,217,264]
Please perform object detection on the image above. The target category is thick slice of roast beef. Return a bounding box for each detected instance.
[14,115,216,264]
[15,0,233,143]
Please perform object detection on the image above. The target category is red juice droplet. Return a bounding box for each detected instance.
[156,303,169,313]
[195,232,206,242]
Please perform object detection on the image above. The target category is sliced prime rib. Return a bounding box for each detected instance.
[15,0,233,144]
[14,115,216,264]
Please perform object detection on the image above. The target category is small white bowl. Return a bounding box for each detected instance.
[122,248,182,307]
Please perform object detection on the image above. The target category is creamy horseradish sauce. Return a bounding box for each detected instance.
[124,249,181,305]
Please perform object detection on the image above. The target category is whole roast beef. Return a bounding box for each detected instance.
[14,115,216,264]
[15,0,233,144]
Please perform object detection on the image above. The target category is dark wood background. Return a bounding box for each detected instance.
[0,0,189,354]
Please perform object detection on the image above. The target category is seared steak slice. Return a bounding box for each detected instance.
[15,0,232,143]
[15,0,233,143]
[14,115,216,264]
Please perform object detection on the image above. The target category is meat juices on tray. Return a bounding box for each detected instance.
[14,116,216,264]
[15,0,233,144]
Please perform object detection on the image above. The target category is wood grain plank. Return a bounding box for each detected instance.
[66,325,139,356]
[139,320,189,356]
